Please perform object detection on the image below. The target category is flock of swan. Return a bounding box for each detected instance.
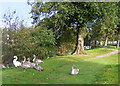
[1,55,80,74]
[12,55,44,71]
[0,55,44,72]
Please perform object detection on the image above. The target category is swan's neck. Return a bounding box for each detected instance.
[34,56,36,59]
[23,57,26,63]
[14,57,18,61]
[33,56,36,61]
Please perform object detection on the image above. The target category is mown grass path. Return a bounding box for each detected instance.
[95,50,120,58]
[2,47,119,84]
[85,49,120,60]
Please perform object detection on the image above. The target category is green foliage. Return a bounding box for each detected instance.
[90,2,119,42]
[30,2,100,29]
[29,2,102,53]
[13,26,57,59]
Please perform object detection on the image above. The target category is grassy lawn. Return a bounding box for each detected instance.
[2,47,119,84]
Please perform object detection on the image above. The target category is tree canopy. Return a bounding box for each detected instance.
[29,2,103,54]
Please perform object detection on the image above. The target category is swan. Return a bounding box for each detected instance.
[13,56,21,67]
[70,65,79,75]
[6,64,9,68]
[21,56,32,71]
[0,64,6,69]
[33,64,44,71]
[33,55,44,65]
[2,64,6,68]
[27,58,36,68]
[23,57,44,71]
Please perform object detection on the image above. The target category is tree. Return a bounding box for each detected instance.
[36,17,77,55]
[29,2,100,54]
[116,24,120,48]
[2,10,25,65]
[116,2,120,48]
[2,10,21,30]
[91,2,119,47]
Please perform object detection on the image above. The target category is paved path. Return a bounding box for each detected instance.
[84,49,120,61]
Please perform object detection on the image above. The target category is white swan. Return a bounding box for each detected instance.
[70,65,79,75]
[33,55,44,64]
[13,56,21,67]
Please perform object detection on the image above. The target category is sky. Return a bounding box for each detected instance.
[0,0,33,28]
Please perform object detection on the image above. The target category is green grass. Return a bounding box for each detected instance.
[107,45,117,49]
[2,47,119,84]
[88,54,119,84]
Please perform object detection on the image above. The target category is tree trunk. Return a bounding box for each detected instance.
[117,32,120,48]
[117,40,120,48]
[72,27,84,54]
[104,36,108,47]
[95,40,97,46]
[99,40,103,46]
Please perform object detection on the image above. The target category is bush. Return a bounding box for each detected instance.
[58,42,75,55]
[13,26,57,59]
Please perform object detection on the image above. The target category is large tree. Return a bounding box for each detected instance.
[29,2,100,54]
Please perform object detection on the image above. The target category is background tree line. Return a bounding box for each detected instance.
[1,2,119,66]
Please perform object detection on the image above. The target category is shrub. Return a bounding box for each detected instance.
[13,26,57,59]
